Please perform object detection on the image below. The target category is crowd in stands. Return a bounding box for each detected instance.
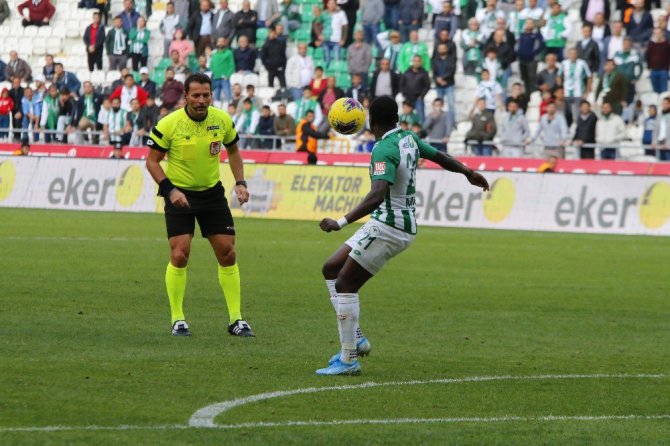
[1,0,670,161]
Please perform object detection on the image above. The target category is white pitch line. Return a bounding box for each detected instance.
[2,415,669,433]
[188,373,665,428]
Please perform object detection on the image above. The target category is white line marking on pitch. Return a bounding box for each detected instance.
[1,373,665,433]
[2,415,669,433]
[188,373,665,428]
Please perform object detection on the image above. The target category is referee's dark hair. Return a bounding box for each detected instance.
[184,73,212,93]
[369,96,399,129]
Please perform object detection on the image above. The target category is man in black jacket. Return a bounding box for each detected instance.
[57,88,76,143]
[400,55,430,122]
[234,35,257,73]
[346,73,369,102]
[73,81,103,143]
[136,95,159,145]
[577,24,600,74]
[370,59,399,99]
[260,27,287,88]
[8,76,24,142]
[138,67,157,98]
[187,0,214,56]
[234,0,257,46]
[572,100,598,159]
[432,42,456,128]
[83,12,106,72]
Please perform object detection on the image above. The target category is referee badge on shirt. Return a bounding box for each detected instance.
[210,141,222,156]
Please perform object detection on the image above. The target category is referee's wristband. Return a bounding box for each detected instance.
[236,180,248,188]
[158,178,176,198]
[337,217,349,229]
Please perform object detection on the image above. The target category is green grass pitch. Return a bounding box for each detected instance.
[1,208,669,445]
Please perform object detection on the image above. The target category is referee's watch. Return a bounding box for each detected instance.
[236,180,248,188]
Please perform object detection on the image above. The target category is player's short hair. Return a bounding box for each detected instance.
[369,96,399,129]
[184,73,212,93]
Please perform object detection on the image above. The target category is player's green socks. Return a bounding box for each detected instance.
[218,263,242,323]
[165,263,187,323]
[326,280,364,342]
[337,293,359,364]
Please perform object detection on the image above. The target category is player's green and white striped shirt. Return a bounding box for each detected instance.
[369,128,438,235]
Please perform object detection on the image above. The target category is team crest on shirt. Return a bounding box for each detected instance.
[373,162,386,175]
[210,141,221,155]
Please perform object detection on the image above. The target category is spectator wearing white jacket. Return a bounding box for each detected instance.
[160,2,182,58]
[285,43,315,101]
[596,101,627,160]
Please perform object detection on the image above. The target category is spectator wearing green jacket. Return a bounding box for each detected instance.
[211,37,235,104]
[128,16,151,71]
[613,36,642,116]
[397,30,429,73]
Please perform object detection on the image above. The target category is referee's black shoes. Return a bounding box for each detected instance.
[172,320,191,336]
[228,320,255,337]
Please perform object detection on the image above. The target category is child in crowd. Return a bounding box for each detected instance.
[0,88,14,139]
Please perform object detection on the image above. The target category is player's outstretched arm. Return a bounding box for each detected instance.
[320,180,389,232]
[430,151,490,191]
[225,143,250,205]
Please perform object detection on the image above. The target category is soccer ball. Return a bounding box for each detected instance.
[328,98,366,135]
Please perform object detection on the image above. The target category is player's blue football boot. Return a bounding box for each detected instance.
[328,337,371,365]
[316,358,361,376]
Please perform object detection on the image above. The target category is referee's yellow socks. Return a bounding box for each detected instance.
[218,263,242,324]
[166,263,187,324]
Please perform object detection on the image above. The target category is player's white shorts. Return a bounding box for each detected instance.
[345,219,415,275]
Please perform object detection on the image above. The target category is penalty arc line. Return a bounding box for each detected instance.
[188,373,666,428]
[1,373,666,433]
[1,415,670,433]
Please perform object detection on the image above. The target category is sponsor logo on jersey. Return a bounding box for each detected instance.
[207,125,220,131]
[210,141,221,156]
[373,162,386,175]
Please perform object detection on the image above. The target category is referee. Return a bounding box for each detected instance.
[145,73,254,337]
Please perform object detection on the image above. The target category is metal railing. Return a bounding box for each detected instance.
[2,127,668,161]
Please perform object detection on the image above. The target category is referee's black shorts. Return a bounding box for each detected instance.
[164,181,236,239]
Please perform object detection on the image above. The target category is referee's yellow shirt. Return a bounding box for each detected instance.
[148,107,239,191]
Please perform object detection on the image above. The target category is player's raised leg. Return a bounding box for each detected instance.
[208,234,255,337]
[167,234,192,336]
[322,244,371,364]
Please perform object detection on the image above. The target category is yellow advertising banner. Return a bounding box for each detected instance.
[224,163,370,221]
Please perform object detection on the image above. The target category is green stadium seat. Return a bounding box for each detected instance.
[256,27,269,42]
[294,28,310,42]
[313,46,324,60]
[150,70,166,86]
[157,58,171,70]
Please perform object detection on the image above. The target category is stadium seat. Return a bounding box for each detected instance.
[150,70,166,86]
[256,27,269,43]
[243,73,260,87]
[106,71,120,84]
[23,27,39,37]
